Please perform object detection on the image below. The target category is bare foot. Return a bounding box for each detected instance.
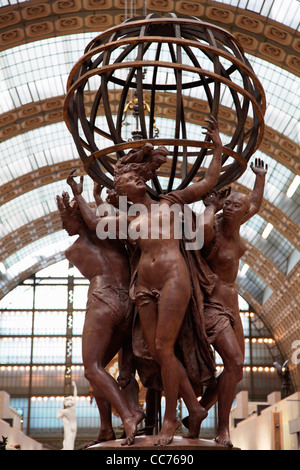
[121,410,145,446]
[97,428,116,442]
[154,419,179,446]
[82,429,116,448]
[215,429,233,448]
[82,441,99,449]
[185,406,208,439]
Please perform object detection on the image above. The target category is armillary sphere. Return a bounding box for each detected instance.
[64,13,266,199]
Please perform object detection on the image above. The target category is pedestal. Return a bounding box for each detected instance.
[85,435,239,450]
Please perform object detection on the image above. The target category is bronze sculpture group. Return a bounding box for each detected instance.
[57,117,268,448]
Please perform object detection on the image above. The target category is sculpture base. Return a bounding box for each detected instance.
[85,435,239,451]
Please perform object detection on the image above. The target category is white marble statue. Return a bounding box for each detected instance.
[57,381,77,450]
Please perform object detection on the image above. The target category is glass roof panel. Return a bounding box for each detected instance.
[0,33,95,114]
[238,149,300,224]
[216,0,300,30]
[0,123,80,185]
[247,57,300,144]
[0,32,299,143]
[0,177,95,238]
[0,173,297,275]
[0,0,23,5]
[237,264,267,305]
[1,120,298,224]
[0,0,299,298]
[241,214,299,273]
[0,231,72,290]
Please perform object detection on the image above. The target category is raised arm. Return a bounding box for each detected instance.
[202,187,231,245]
[93,181,105,207]
[72,381,77,400]
[176,116,223,204]
[242,158,268,224]
[67,169,99,231]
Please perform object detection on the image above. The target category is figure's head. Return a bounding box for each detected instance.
[222,192,250,224]
[114,169,147,200]
[64,395,75,408]
[113,145,168,200]
[56,192,84,236]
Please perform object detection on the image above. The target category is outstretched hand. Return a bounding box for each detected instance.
[67,169,84,195]
[106,188,119,208]
[56,195,65,211]
[203,187,231,212]
[56,191,70,211]
[250,158,268,176]
[93,181,104,197]
[202,115,222,147]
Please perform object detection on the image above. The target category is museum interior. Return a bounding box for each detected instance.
[0,0,299,451]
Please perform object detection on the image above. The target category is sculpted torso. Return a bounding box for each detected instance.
[65,235,130,288]
[204,220,247,313]
[128,201,189,291]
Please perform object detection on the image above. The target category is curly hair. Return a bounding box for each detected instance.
[113,144,169,195]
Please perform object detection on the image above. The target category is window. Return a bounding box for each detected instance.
[0,261,284,445]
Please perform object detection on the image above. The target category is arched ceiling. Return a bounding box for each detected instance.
[0,0,299,380]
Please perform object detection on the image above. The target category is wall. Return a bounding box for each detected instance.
[230,390,300,450]
[0,391,43,450]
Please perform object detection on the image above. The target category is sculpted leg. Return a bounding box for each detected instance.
[94,395,116,442]
[137,281,205,445]
[213,326,244,447]
[118,341,142,415]
[157,284,209,443]
[177,360,208,439]
[144,388,161,435]
[137,296,178,446]
[82,306,144,446]
[199,380,219,410]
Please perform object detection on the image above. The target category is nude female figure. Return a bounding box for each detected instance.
[56,182,144,446]
[56,381,77,449]
[106,116,223,446]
